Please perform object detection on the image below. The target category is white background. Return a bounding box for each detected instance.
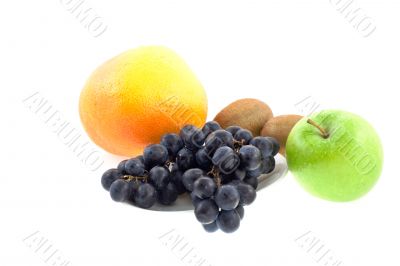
[1,1,399,266]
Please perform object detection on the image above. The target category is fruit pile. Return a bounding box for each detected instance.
[101,121,279,233]
[85,47,383,235]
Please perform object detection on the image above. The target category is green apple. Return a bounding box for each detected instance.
[286,110,383,202]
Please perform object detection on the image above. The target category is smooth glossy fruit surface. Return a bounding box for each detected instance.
[217,210,241,233]
[250,137,274,158]
[226,126,242,136]
[109,180,130,202]
[195,148,213,170]
[192,177,217,199]
[205,130,234,152]
[234,129,253,145]
[149,166,170,190]
[239,145,262,170]
[177,147,196,171]
[143,144,169,169]
[286,110,383,202]
[157,182,178,205]
[182,168,204,191]
[195,199,219,224]
[160,133,184,158]
[212,146,239,174]
[79,46,207,156]
[234,182,257,205]
[244,176,258,189]
[134,183,157,208]
[235,205,245,220]
[215,185,240,210]
[202,121,221,137]
[117,160,128,174]
[101,169,121,191]
[202,221,219,233]
[125,158,145,176]
[169,164,185,194]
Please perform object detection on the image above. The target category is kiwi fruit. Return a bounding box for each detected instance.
[261,114,303,155]
[214,98,273,136]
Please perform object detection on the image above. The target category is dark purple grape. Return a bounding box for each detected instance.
[239,145,262,170]
[169,163,186,194]
[117,160,128,174]
[127,180,141,204]
[222,168,246,183]
[143,144,169,169]
[212,146,232,165]
[136,155,145,164]
[205,130,234,154]
[244,176,258,189]
[160,133,184,158]
[109,179,130,202]
[250,137,274,158]
[202,121,221,137]
[190,192,202,207]
[202,221,219,233]
[101,169,122,191]
[217,210,241,233]
[149,166,170,190]
[180,125,205,151]
[234,129,253,145]
[214,185,240,210]
[263,156,275,174]
[176,147,196,171]
[235,205,244,220]
[212,146,240,174]
[134,183,157,209]
[234,181,257,205]
[182,168,204,191]
[246,164,264,179]
[264,137,280,156]
[195,148,213,171]
[157,182,178,205]
[226,126,242,136]
[194,199,219,224]
[125,158,145,176]
[192,177,217,199]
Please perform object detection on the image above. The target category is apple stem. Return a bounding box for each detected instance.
[307,119,329,139]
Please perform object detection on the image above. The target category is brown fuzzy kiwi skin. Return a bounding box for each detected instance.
[260,114,303,156]
[214,98,273,136]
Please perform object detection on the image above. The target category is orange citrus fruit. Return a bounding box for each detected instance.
[79,46,208,156]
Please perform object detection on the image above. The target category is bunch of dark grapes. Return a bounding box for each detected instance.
[101,121,279,233]
[101,139,186,208]
[182,123,279,233]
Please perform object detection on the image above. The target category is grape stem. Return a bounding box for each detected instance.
[208,166,222,187]
[215,176,221,188]
[123,175,147,182]
[307,118,329,139]
[165,161,173,171]
[233,139,245,151]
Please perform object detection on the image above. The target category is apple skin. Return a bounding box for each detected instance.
[286,110,383,202]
